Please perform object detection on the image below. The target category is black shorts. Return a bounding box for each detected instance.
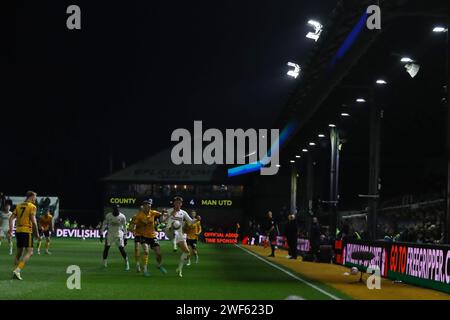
[134,236,144,243]
[16,232,33,248]
[142,237,160,249]
[40,230,51,238]
[187,239,197,249]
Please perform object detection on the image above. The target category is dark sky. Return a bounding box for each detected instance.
[3,1,337,210]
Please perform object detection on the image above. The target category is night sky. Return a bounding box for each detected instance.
[3,1,337,210]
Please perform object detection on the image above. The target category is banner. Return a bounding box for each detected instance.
[9,196,60,223]
[342,241,389,277]
[341,240,450,294]
[388,243,450,293]
[54,228,169,240]
[105,196,242,208]
[258,235,310,253]
[204,232,238,244]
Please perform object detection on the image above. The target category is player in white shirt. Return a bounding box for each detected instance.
[162,196,197,277]
[0,203,14,255]
[172,234,178,252]
[100,204,129,271]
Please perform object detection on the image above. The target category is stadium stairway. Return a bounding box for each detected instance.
[243,245,450,300]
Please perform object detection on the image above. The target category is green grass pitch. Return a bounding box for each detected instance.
[0,238,350,300]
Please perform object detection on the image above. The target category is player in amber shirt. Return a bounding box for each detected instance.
[129,205,147,273]
[9,191,41,281]
[139,199,167,277]
[37,210,53,255]
[184,211,202,265]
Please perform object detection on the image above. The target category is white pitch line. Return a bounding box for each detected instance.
[235,244,341,300]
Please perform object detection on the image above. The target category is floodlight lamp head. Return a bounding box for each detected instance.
[287,62,301,78]
[404,63,420,78]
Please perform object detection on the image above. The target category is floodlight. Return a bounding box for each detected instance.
[306,20,323,42]
[287,62,301,78]
[404,63,420,78]
[401,57,414,63]
[433,26,448,33]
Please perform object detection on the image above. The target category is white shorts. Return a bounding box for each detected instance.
[0,228,7,238]
[174,230,186,244]
[164,227,174,241]
[106,232,124,247]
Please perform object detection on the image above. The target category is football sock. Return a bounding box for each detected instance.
[135,251,140,264]
[119,246,127,260]
[156,254,162,266]
[14,261,25,272]
[143,254,149,268]
[178,252,188,271]
[103,246,110,260]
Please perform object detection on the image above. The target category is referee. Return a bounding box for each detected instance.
[264,211,277,257]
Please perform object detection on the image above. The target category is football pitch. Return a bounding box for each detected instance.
[0,238,350,300]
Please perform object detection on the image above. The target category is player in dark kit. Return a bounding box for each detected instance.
[264,211,277,257]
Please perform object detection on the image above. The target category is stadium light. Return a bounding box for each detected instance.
[404,63,421,78]
[309,142,316,146]
[356,98,366,103]
[376,79,387,85]
[400,57,420,78]
[318,134,326,138]
[287,62,301,78]
[290,160,295,163]
[401,57,414,63]
[276,164,281,168]
[306,20,323,42]
[328,124,336,128]
[302,149,308,152]
[433,26,448,33]
[341,113,350,117]
[295,155,301,158]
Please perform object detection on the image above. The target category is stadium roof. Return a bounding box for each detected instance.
[267,0,450,210]
[102,148,229,183]
[277,0,450,157]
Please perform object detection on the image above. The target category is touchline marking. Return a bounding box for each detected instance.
[235,244,341,300]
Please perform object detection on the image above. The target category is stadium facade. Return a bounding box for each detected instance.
[103,148,250,232]
[103,148,297,231]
